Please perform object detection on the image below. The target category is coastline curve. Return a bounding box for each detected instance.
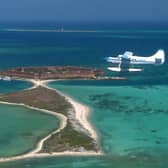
[0,79,102,163]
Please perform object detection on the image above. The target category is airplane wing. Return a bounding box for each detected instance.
[107,56,143,72]
[108,67,143,72]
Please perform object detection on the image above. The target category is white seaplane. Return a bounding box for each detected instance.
[106,49,165,72]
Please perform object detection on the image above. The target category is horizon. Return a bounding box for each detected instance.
[1,21,168,30]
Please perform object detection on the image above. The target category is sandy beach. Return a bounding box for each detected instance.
[28,79,98,140]
[0,79,102,163]
[0,151,102,163]
[42,80,98,140]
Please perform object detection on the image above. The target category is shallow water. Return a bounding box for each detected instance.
[0,103,59,157]
[1,155,167,168]
[0,79,60,157]
[2,82,168,167]
[0,23,168,167]
[48,82,168,156]
[44,81,168,165]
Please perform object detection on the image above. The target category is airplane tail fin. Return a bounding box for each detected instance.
[151,49,165,64]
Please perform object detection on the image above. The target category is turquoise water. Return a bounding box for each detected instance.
[0,79,61,157]
[0,23,168,167]
[0,103,59,157]
[1,81,168,167]
[48,81,168,157]
[0,155,167,168]
[0,74,60,159]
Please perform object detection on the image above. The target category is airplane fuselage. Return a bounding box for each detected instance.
[107,56,161,64]
[106,49,165,72]
[107,49,165,65]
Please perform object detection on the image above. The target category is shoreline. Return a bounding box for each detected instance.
[0,151,102,163]
[0,79,102,163]
[42,80,98,140]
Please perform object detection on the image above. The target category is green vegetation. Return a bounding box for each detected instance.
[0,86,98,152]
[0,86,71,115]
[41,122,97,153]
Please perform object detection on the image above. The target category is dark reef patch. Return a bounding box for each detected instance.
[88,93,132,112]
[88,92,168,116]
[89,93,137,112]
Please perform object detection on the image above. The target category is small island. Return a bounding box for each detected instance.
[0,66,104,80]
[0,66,106,163]
[0,86,98,153]
[0,66,127,162]
[0,66,126,80]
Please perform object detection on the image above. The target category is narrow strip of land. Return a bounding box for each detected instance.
[43,81,98,140]
[28,79,98,141]
[0,79,102,163]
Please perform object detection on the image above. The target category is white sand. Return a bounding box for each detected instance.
[28,79,98,140]
[42,80,98,140]
[0,79,102,163]
[0,151,102,163]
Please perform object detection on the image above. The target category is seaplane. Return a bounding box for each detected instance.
[106,49,165,72]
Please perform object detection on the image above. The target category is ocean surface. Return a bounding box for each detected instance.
[0,79,59,157]
[0,80,32,94]
[0,104,59,157]
[0,22,168,167]
[49,81,168,157]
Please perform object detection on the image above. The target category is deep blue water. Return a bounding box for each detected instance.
[0,23,168,70]
[0,22,168,85]
[0,80,32,94]
[0,22,168,168]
